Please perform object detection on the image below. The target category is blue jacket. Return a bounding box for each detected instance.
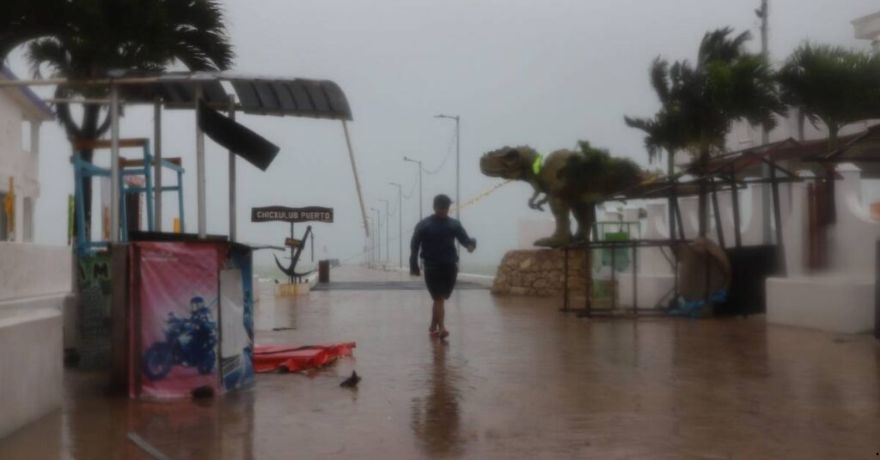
[410,215,473,271]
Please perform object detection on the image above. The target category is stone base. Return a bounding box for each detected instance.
[492,249,588,297]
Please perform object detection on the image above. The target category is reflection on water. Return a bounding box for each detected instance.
[410,341,464,457]
[254,284,298,331]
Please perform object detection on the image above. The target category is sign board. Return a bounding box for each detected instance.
[285,238,302,248]
[251,206,334,224]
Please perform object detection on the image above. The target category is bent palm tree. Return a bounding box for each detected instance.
[1,0,234,236]
[778,44,880,148]
[627,28,782,237]
[778,44,880,223]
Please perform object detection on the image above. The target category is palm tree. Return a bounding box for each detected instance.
[0,0,234,235]
[628,28,781,237]
[778,44,880,148]
[778,44,880,225]
[625,59,691,237]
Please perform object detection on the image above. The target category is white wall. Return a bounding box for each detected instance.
[0,308,62,439]
[0,243,72,303]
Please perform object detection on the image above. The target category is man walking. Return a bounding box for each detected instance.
[410,194,476,339]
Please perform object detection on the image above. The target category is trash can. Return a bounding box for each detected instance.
[319,260,330,284]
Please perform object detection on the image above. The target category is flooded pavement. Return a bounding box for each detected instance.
[1,266,879,459]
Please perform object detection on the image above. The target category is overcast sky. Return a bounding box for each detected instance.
[11,0,879,273]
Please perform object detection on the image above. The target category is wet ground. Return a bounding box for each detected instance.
[2,266,879,459]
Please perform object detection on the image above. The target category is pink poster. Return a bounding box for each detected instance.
[136,242,221,398]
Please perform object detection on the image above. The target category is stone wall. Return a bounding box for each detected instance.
[492,249,588,297]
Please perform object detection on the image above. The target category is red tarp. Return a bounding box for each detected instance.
[253,343,356,373]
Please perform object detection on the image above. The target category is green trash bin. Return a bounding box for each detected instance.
[600,231,630,272]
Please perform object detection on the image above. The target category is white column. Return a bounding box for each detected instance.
[195,85,206,239]
[109,85,120,243]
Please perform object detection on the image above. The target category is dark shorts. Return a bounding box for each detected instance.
[424,264,458,300]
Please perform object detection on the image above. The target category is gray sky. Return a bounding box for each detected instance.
[13,0,879,273]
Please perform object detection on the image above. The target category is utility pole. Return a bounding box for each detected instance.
[758,0,773,244]
[371,207,381,268]
[380,199,390,263]
[435,114,461,222]
[404,156,423,219]
[389,182,403,269]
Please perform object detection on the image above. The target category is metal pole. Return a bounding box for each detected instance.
[455,116,460,223]
[228,95,237,242]
[371,208,380,267]
[759,0,773,244]
[290,222,296,284]
[342,121,369,237]
[632,244,638,315]
[418,160,423,219]
[109,84,120,243]
[611,243,617,311]
[381,199,389,262]
[667,152,676,239]
[390,182,403,269]
[730,170,742,248]
[711,177,726,248]
[153,99,162,232]
[770,161,787,276]
[398,188,402,269]
[562,247,569,312]
[195,84,206,239]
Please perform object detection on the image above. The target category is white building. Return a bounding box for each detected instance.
[853,11,880,50]
[0,69,72,439]
[0,68,51,242]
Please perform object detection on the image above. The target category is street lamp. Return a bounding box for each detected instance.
[379,199,390,263]
[434,114,460,222]
[370,207,381,268]
[389,182,403,269]
[403,156,423,219]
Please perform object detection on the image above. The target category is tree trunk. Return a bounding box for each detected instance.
[66,100,109,245]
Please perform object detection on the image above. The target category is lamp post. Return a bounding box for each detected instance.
[434,114,460,222]
[371,207,381,268]
[403,156,423,219]
[379,199,390,263]
[389,182,403,269]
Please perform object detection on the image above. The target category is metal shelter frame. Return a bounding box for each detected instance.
[72,137,185,255]
[0,71,364,248]
[557,146,805,319]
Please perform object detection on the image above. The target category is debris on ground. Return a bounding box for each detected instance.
[253,342,356,373]
[340,371,361,388]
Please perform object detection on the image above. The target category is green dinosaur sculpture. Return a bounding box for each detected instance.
[480,141,644,247]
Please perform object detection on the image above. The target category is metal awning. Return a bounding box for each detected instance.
[805,125,880,177]
[0,70,368,242]
[115,72,352,120]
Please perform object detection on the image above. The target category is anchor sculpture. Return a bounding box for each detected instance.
[274,225,315,282]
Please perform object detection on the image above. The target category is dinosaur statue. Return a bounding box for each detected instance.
[480,141,644,247]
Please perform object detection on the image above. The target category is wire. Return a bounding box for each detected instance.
[450,180,512,212]
[421,128,457,175]
[402,176,417,199]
